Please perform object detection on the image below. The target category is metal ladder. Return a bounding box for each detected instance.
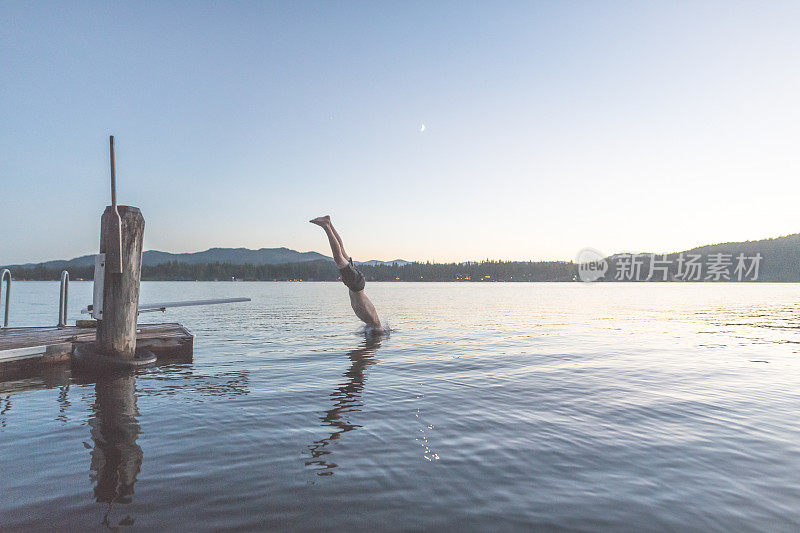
[0,269,70,328]
[1,269,9,328]
[58,270,69,328]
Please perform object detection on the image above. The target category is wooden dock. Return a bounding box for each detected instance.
[0,323,194,375]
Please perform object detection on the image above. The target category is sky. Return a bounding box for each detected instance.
[2,1,800,264]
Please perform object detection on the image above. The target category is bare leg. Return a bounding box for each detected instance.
[310,216,348,268]
[328,223,349,261]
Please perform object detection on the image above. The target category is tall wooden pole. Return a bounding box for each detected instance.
[96,205,145,359]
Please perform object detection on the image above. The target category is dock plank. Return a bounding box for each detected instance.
[0,323,188,351]
[0,323,194,375]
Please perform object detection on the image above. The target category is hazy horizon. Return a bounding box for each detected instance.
[3,2,800,264]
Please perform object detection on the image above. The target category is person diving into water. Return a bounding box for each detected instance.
[310,215,382,332]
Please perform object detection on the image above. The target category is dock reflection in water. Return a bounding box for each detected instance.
[87,373,142,528]
[306,337,381,475]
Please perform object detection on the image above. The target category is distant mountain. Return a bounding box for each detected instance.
[356,259,410,266]
[10,255,97,270]
[679,234,800,258]
[602,233,800,282]
[676,233,800,282]
[4,247,416,272]
[6,247,332,270]
[141,247,331,266]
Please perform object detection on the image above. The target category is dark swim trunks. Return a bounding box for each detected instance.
[339,258,366,292]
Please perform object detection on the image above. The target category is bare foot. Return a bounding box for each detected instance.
[309,215,330,226]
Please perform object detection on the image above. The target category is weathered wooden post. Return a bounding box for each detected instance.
[73,135,156,370]
[95,204,145,359]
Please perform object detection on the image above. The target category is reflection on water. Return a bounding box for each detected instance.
[306,338,381,475]
[78,366,251,527]
[88,373,142,528]
[6,283,800,530]
[56,384,70,423]
[0,395,10,429]
[136,367,250,399]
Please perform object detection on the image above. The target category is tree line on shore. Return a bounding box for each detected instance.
[6,259,578,282]
[7,232,799,282]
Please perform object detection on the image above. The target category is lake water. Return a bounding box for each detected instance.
[2,281,800,531]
